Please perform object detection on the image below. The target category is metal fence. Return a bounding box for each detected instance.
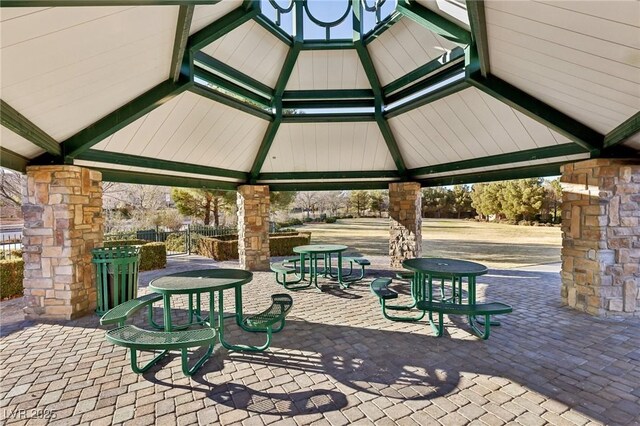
[0,229,22,254]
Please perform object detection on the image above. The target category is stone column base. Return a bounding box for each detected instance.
[237,185,270,271]
[389,182,422,269]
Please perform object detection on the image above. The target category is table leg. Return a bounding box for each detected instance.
[338,252,347,288]
[468,276,501,327]
[313,254,321,291]
[163,295,172,332]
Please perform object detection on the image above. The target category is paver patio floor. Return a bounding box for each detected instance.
[1,255,639,426]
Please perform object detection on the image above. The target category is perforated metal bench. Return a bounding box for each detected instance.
[100,293,162,328]
[340,257,370,282]
[237,294,293,351]
[370,278,426,322]
[270,262,311,290]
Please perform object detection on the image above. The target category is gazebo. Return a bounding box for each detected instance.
[0,1,638,321]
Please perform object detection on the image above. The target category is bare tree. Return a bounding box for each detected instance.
[296,192,318,218]
[0,168,24,207]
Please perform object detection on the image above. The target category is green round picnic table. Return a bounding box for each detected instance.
[292,244,348,290]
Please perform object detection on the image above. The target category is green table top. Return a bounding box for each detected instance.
[293,244,348,254]
[403,257,488,277]
[149,268,253,295]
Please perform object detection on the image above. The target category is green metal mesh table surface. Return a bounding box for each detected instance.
[149,269,253,294]
[403,258,488,277]
[293,244,347,254]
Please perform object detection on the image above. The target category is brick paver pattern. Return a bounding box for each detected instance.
[1,255,639,426]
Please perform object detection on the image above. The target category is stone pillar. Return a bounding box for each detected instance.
[22,165,103,321]
[237,185,270,271]
[389,182,422,268]
[560,159,639,317]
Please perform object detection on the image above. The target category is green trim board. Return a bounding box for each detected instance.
[266,180,397,191]
[170,5,194,82]
[282,99,373,109]
[0,147,28,173]
[419,162,569,187]
[1,0,220,5]
[96,168,238,191]
[383,47,465,96]
[75,150,248,180]
[193,51,273,99]
[254,13,293,46]
[468,72,604,154]
[258,170,399,180]
[396,0,471,45]
[283,89,374,100]
[604,112,640,149]
[409,143,589,177]
[273,45,302,97]
[249,113,281,181]
[363,11,402,45]
[281,114,376,123]
[62,79,191,160]
[301,41,355,50]
[0,100,61,156]
[190,84,273,121]
[466,0,489,77]
[194,66,271,108]
[187,4,258,52]
[384,69,469,118]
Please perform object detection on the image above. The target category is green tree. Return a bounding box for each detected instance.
[270,191,296,213]
[369,190,387,217]
[542,178,562,222]
[422,187,453,218]
[350,190,371,217]
[471,182,504,220]
[171,188,233,227]
[451,185,474,218]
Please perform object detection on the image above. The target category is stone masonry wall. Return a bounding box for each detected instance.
[22,165,103,320]
[237,185,270,271]
[560,159,640,317]
[389,182,422,269]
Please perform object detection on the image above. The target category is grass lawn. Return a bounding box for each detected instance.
[301,218,561,269]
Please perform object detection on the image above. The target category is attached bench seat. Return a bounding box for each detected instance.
[100,293,162,327]
[340,257,370,282]
[370,278,397,300]
[105,325,216,376]
[416,300,513,340]
[370,278,425,322]
[232,294,294,352]
[271,261,311,290]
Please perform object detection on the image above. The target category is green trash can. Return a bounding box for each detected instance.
[92,246,141,315]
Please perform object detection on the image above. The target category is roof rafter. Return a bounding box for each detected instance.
[258,170,399,180]
[468,72,604,154]
[603,112,640,150]
[75,150,248,180]
[396,0,471,46]
[353,0,407,176]
[0,100,61,157]
[187,1,259,53]
[60,79,191,160]
[420,162,569,187]
[194,67,271,108]
[409,143,589,177]
[190,84,273,121]
[466,0,489,77]
[363,11,403,45]
[0,147,28,173]
[170,5,195,82]
[267,180,396,191]
[254,13,293,46]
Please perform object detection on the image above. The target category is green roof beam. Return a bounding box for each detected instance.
[468,72,604,154]
[409,143,589,177]
[97,169,238,191]
[0,148,28,173]
[283,99,373,109]
[396,0,471,46]
[249,109,281,181]
[466,0,490,77]
[75,150,248,180]
[301,40,355,50]
[420,162,568,187]
[170,5,194,82]
[267,180,396,191]
[187,2,258,52]
[190,84,273,121]
[194,67,272,108]
[254,14,293,46]
[383,47,465,96]
[0,100,61,157]
[282,114,375,123]
[62,79,190,160]
[283,89,374,100]
[603,112,640,150]
[363,11,402,45]
[258,170,399,180]
[193,51,273,99]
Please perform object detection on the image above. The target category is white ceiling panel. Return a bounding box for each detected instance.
[0,127,45,158]
[74,160,242,183]
[485,0,640,134]
[93,91,269,172]
[0,6,177,142]
[415,0,470,28]
[286,50,371,90]
[190,1,243,35]
[389,87,574,169]
[624,133,640,152]
[200,20,288,88]
[262,122,396,173]
[368,17,459,86]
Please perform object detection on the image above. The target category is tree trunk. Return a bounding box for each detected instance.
[213,197,220,228]
[204,195,212,225]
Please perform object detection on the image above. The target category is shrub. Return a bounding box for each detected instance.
[303,217,313,223]
[324,217,337,224]
[139,243,167,271]
[269,233,312,256]
[275,218,303,229]
[0,249,22,260]
[103,240,166,271]
[196,235,238,261]
[0,258,24,299]
[165,233,186,252]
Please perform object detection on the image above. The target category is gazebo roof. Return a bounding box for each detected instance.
[1,0,638,190]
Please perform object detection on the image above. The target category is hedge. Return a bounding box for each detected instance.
[195,231,312,260]
[0,258,24,299]
[103,240,166,271]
